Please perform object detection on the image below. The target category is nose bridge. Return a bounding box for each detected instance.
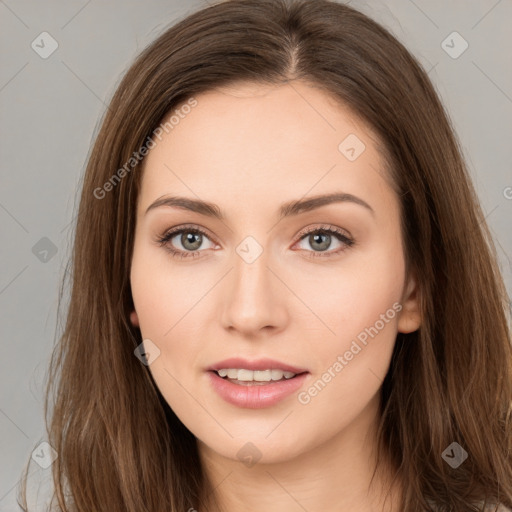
[234,244,270,297]
[221,237,287,334]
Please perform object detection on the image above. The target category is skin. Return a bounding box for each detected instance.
[129,80,421,512]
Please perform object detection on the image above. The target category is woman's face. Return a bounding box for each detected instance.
[129,80,420,464]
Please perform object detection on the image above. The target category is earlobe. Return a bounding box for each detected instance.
[130,310,140,328]
[397,273,422,334]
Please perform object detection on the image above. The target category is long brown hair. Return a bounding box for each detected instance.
[17,0,512,510]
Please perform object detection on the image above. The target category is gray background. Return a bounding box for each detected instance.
[1,0,511,509]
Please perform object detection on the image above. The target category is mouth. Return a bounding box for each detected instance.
[206,358,310,408]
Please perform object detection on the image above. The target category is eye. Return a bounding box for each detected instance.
[156,223,354,260]
[156,224,217,259]
[293,224,355,259]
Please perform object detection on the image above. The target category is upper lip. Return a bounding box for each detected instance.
[207,357,308,374]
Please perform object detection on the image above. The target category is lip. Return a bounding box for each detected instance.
[207,371,309,409]
[206,357,309,409]
[207,357,308,374]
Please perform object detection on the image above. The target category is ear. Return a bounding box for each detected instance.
[397,272,421,333]
[130,310,140,328]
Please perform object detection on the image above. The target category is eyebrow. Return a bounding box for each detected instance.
[144,192,375,220]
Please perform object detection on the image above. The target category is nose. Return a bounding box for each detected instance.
[220,246,289,337]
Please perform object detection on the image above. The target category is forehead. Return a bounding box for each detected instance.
[137,80,394,218]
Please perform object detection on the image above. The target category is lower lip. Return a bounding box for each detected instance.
[207,371,309,409]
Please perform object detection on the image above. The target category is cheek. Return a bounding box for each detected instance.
[130,256,201,422]
[130,243,201,340]
[296,304,400,437]
[288,247,405,344]
[130,246,210,387]
[292,246,404,405]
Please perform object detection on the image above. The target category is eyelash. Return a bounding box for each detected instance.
[156,223,355,260]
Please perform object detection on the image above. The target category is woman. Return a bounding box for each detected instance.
[18,0,512,510]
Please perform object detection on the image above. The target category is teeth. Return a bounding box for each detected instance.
[254,370,272,382]
[215,368,297,381]
[271,369,283,380]
[238,369,254,381]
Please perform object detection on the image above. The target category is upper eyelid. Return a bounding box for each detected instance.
[162,224,218,244]
[295,223,352,240]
